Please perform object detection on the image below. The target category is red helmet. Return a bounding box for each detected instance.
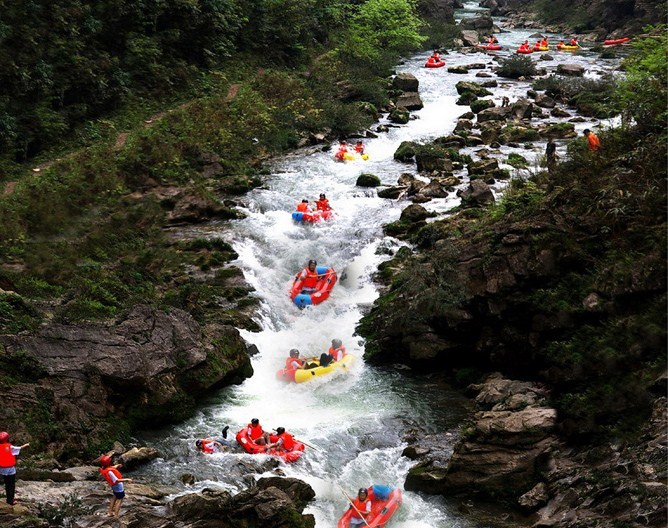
[99,455,112,467]
[0,432,8,443]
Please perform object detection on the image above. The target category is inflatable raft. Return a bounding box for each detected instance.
[276,354,356,383]
[533,45,549,51]
[477,43,502,51]
[557,44,580,51]
[424,58,445,68]
[235,429,305,463]
[603,37,630,45]
[337,485,402,528]
[291,210,334,223]
[290,266,337,308]
[516,47,533,54]
[335,151,369,162]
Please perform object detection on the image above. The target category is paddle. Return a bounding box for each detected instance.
[268,431,321,452]
[336,483,372,528]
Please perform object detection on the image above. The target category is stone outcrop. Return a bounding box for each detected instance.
[0,305,252,458]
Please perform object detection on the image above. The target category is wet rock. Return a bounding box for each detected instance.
[477,107,511,122]
[466,63,486,70]
[394,141,418,161]
[550,107,571,118]
[389,107,410,124]
[534,94,556,108]
[377,186,407,199]
[356,173,381,187]
[456,92,478,105]
[541,54,554,61]
[448,66,470,74]
[120,447,161,470]
[470,99,495,114]
[375,125,389,133]
[460,30,480,47]
[510,98,533,120]
[467,159,499,175]
[458,180,495,208]
[454,119,473,132]
[167,189,244,224]
[480,80,498,88]
[556,64,585,77]
[455,81,493,97]
[392,73,419,92]
[458,14,493,31]
[417,181,449,199]
[458,111,475,120]
[402,445,431,460]
[416,150,453,173]
[181,473,196,485]
[400,204,430,223]
[395,92,424,111]
[476,72,493,78]
[435,135,467,147]
[568,116,586,123]
[519,482,549,510]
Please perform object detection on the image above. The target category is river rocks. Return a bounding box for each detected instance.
[510,98,533,120]
[120,447,161,470]
[455,81,493,98]
[556,64,585,77]
[470,99,495,114]
[467,159,498,175]
[392,72,419,92]
[457,180,495,208]
[415,146,453,173]
[477,106,511,122]
[395,92,424,111]
[356,173,381,187]
[448,65,469,74]
[534,93,556,108]
[166,189,244,225]
[400,204,430,223]
[550,107,571,118]
[460,30,480,47]
[518,482,549,510]
[0,305,253,457]
[389,107,410,124]
[394,141,418,161]
[458,14,494,31]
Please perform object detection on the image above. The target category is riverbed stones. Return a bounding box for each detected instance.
[477,106,511,122]
[120,447,161,470]
[400,204,430,223]
[395,92,424,111]
[457,180,495,208]
[455,81,493,97]
[556,64,585,76]
[356,173,381,187]
[392,72,419,92]
[389,107,410,124]
[470,99,495,114]
[460,30,480,47]
[448,65,469,74]
[534,93,556,108]
[394,141,418,161]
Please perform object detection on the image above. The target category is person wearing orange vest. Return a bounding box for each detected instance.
[99,455,133,517]
[347,487,372,527]
[570,37,579,46]
[540,37,548,48]
[328,338,346,361]
[196,426,232,453]
[286,349,307,370]
[315,194,331,211]
[295,260,322,292]
[0,431,28,506]
[296,199,311,212]
[266,427,296,452]
[583,129,600,151]
[247,418,270,445]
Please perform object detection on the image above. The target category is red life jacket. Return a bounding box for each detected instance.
[354,144,364,153]
[570,38,578,45]
[298,268,319,289]
[278,432,295,451]
[201,440,215,453]
[247,423,264,440]
[0,444,16,468]
[296,203,309,212]
[328,345,346,361]
[351,498,371,519]
[315,199,330,211]
[100,466,122,486]
[285,357,304,370]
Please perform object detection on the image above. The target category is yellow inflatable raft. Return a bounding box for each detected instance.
[276,354,356,383]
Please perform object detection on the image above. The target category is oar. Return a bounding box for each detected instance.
[336,483,372,528]
[268,431,321,452]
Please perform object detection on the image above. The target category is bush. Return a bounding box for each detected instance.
[496,55,537,79]
[38,493,92,526]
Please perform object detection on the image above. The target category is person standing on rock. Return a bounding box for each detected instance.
[0,431,29,506]
[99,456,133,518]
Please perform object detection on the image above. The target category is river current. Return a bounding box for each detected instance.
[136,3,622,526]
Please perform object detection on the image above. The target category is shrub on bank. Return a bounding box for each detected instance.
[496,55,537,79]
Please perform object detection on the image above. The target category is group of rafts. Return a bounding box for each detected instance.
[201,175,402,525]
[425,35,631,63]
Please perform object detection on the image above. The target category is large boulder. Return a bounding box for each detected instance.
[460,30,480,47]
[395,92,424,111]
[458,14,493,30]
[477,107,512,122]
[556,64,585,77]
[455,81,493,97]
[356,174,381,187]
[400,204,430,223]
[389,107,410,124]
[457,180,495,207]
[394,141,419,162]
[392,73,419,92]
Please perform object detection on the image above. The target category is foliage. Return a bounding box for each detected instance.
[615,26,668,135]
[0,293,42,333]
[496,55,537,79]
[532,74,620,118]
[38,493,92,526]
[506,153,528,168]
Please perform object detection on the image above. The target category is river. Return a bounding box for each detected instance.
[136,3,622,526]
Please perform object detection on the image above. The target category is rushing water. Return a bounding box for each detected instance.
[136,3,622,526]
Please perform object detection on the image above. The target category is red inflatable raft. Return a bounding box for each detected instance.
[516,46,533,54]
[477,43,502,51]
[604,37,630,45]
[290,266,337,308]
[291,210,334,223]
[424,58,445,68]
[337,485,402,528]
[235,429,305,463]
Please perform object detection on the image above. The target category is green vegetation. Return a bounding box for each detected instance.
[38,493,92,527]
[496,55,537,79]
[533,74,620,118]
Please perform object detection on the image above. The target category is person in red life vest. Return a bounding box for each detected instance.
[295,259,322,293]
[583,129,600,151]
[430,50,441,61]
[0,431,29,506]
[570,36,579,46]
[315,193,332,211]
[247,418,271,445]
[354,140,365,154]
[540,37,548,48]
[265,427,296,452]
[196,426,232,453]
[335,141,349,161]
[329,338,346,362]
[558,40,565,47]
[99,455,133,518]
[488,35,498,44]
[286,349,306,370]
[296,199,311,212]
[346,487,372,527]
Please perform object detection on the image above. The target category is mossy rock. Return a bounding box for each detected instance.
[455,81,493,97]
[541,122,577,139]
[470,99,496,114]
[356,173,381,187]
[456,92,478,106]
[499,125,540,143]
[389,107,410,124]
[394,141,419,162]
[507,153,529,168]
